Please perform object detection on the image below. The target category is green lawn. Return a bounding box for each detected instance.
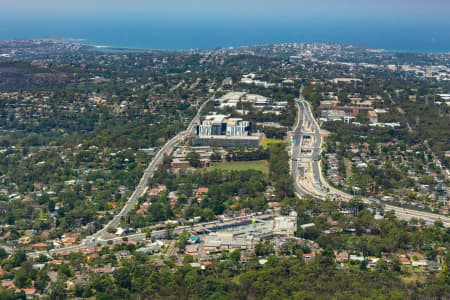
[209,160,269,174]
[262,138,285,148]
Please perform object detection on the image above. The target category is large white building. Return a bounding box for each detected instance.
[197,114,251,137]
[215,92,272,110]
[195,114,263,147]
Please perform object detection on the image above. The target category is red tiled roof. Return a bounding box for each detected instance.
[148,188,159,195]
[1,280,19,292]
[196,187,209,194]
[48,260,63,265]
[23,287,36,294]
[31,243,47,248]
[63,237,76,244]
[399,257,411,264]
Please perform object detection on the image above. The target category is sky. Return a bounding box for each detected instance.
[0,1,449,52]
[2,0,450,20]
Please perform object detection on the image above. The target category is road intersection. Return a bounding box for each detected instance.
[290,89,450,227]
[82,99,211,246]
[35,89,450,258]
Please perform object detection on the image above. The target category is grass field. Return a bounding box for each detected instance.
[262,138,284,148]
[209,160,269,174]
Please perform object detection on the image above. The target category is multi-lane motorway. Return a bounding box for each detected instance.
[83,99,211,245]
[291,90,450,227]
[35,99,211,256]
[30,98,217,257]
[35,89,450,258]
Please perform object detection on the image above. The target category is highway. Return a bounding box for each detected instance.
[84,98,211,245]
[36,88,450,258]
[30,97,219,257]
[290,88,450,227]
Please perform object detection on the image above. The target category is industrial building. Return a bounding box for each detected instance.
[201,212,297,253]
[273,212,298,236]
[214,92,273,110]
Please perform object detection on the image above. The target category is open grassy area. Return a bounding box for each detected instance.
[401,273,428,284]
[209,160,269,174]
[262,138,284,148]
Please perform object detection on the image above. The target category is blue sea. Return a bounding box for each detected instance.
[0,15,449,53]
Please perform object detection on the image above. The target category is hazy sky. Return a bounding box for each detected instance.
[1,0,449,52]
[2,0,450,20]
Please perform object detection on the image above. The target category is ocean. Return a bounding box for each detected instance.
[0,15,449,53]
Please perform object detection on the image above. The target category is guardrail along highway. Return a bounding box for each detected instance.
[290,89,450,228]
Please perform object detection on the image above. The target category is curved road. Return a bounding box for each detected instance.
[291,90,450,227]
[85,99,211,245]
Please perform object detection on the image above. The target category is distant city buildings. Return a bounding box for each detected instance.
[240,73,275,88]
[317,91,400,128]
[213,91,287,115]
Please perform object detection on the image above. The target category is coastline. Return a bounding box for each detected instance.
[2,37,449,55]
[69,39,450,55]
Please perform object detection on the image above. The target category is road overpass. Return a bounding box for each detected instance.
[29,98,214,257]
[84,98,211,245]
[290,88,450,227]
